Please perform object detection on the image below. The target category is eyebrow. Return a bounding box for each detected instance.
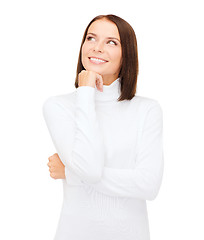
[87,32,121,43]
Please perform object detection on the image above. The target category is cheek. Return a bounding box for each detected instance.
[81,44,86,59]
[82,42,91,55]
[111,49,122,66]
[81,44,88,66]
[81,43,92,64]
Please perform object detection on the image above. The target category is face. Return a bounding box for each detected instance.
[81,18,122,83]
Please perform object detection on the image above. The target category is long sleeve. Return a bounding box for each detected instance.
[42,86,105,184]
[82,102,164,201]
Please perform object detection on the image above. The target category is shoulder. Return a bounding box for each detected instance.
[132,95,162,108]
[42,91,76,117]
[42,91,76,109]
[131,95,163,114]
[127,95,163,129]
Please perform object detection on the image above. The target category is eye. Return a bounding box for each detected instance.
[87,36,95,41]
[108,40,117,45]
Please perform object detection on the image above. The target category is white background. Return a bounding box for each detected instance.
[0,0,203,239]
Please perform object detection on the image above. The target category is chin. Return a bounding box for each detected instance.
[85,66,105,75]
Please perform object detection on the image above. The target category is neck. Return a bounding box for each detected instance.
[102,74,120,86]
[95,77,121,102]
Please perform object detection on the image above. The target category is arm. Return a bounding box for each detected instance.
[81,103,164,201]
[42,86,105,184]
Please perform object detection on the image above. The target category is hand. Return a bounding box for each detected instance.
[78,70,103,92]
[47,153,65,179]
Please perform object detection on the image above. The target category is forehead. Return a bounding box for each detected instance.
[87,19,120,39]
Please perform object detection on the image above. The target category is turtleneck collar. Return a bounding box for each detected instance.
[95,77,121,102]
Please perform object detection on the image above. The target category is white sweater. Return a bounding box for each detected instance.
[42,77,164,240]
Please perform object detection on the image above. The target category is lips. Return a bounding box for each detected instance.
[88,57,108,64]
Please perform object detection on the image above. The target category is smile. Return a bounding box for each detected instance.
[88,57,108,64]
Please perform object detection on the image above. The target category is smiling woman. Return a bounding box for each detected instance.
[75,14,139,99]
[42,14,164,240]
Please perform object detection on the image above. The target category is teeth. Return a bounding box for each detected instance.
[90,57,106,63]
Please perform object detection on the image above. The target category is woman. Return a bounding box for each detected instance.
[43,14,164,240]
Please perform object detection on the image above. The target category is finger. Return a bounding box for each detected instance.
[96,73,103,85]
[96,74,103,92]
[50,172,56,179]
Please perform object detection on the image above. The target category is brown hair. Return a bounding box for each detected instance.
[74,14,139,101]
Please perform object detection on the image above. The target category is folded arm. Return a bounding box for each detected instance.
[81,102,164,200]
[42,86,105,184]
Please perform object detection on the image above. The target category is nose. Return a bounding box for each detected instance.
[93,41,104,53]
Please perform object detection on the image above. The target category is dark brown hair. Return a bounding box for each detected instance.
[74,14,139,101]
